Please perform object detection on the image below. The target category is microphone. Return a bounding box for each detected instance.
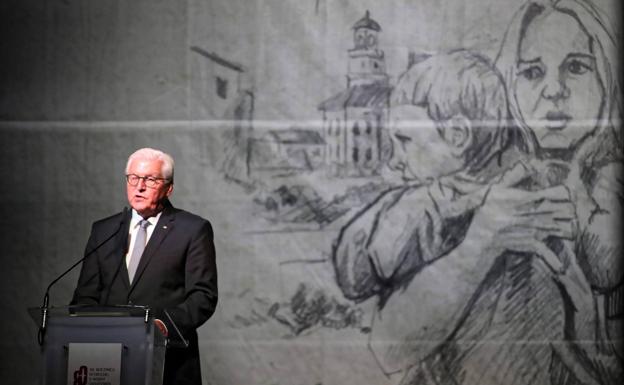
[102,218,132,306]
[37,207,128,345]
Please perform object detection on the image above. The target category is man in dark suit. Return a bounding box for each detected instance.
[72,147,218,385]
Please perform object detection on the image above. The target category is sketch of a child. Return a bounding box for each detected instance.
[333,48,516,366]
[332,49,580,384]
[333,49,518,304]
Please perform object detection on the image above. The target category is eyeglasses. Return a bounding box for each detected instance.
[125,174,169,188]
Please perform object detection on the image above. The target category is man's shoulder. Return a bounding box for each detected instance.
[168,207,214,240]
[170,207,211,226]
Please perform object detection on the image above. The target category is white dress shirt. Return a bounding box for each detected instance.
[125,209,162,269]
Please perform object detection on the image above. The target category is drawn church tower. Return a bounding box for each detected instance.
[347,10,389,88]
[319,11,391,177]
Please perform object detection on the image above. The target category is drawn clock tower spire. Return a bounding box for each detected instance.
[347,10,389,88]
[319,10,392,177]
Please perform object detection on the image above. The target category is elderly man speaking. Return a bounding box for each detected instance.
[72,147,218,385]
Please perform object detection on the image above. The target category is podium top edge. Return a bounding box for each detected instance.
[27,305,152,323]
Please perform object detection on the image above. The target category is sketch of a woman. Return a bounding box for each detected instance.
[332,1,622,384]
[495,0,623,383]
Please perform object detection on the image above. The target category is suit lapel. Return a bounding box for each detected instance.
[129,204,176,291]
[116,209,132,290]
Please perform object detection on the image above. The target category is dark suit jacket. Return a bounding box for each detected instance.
[72,201,218,384]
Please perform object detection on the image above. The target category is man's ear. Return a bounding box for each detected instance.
[166,183,174,197]
[443,116,473,157]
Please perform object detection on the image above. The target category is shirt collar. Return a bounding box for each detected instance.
[130,209,163,229]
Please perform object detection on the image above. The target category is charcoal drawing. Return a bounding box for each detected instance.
[332,1,622,384]
[214,1,621,384]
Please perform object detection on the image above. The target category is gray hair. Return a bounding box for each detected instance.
[125,148,175,182]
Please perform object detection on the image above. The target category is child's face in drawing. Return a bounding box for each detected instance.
[389,104,470,181]
[515,10,604,150]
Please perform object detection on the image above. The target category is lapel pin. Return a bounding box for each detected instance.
[163,225,168,229]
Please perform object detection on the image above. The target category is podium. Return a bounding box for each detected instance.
[29,306,166,385]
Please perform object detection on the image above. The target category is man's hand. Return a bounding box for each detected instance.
[154,318,169,337]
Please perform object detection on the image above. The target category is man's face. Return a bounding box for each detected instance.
[126,158,173,218]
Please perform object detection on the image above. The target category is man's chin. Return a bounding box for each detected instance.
[130,204,150,216]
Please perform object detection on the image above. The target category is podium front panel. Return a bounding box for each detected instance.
[42,316,165,385]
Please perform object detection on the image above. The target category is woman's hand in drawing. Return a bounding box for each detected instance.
[462,162,577,273]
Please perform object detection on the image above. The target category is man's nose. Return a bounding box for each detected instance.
[136,178,147,190]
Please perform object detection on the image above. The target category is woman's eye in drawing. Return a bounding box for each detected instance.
[564,57,593,75]
[518,64,544,81]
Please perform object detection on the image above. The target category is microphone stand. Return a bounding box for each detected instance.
[37,208,128,346]
[37,256,94,345]
[164,309,189,348]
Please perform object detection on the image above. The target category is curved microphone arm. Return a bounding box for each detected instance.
[37,208,127,346]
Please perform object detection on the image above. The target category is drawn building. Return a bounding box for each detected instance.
[191,46,253,120]
[318,11,392,177]
[249,128,325,173]
[191,46,256,185]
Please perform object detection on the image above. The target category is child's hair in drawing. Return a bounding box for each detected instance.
[392,49,511,173]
